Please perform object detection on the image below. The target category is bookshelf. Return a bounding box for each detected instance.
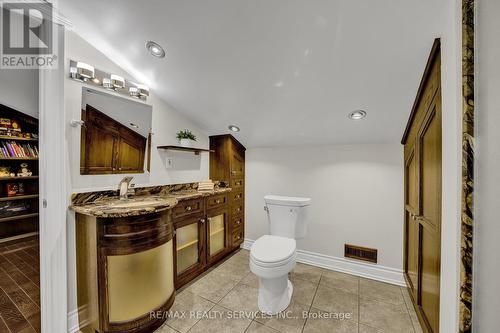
[0,104,39,240]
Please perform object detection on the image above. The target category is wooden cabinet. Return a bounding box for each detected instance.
[81,105,146,175]
[401,39,441,333]
[172,195,231,288]
[75,211,175,333]
[209,134,246,250]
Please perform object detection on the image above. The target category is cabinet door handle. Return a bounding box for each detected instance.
[231,170,236,175]
[235,220,241,224]
[216,199,221,204]
[200,218,206,224]
[186,206,192,211]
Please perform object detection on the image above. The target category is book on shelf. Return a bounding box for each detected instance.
[0,141,38,158]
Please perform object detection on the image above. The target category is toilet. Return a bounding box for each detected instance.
[250,195,311,314]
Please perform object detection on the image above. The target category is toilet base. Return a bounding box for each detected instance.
[257,276,294,315]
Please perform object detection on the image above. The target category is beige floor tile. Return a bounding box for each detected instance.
[155,323,180,333]
[360,298,414,333]
[312,285,358,321]
[255,300,309,333]
[240,272,260,288]
[219,283,260,313]
[358,324,383,333]
[302,308,358,333]
[289,263,323,284]
[188,305,252,333]
[245,321,280,333]
[185,270,238,303]
[164,291,215,333]
[319,270,359,294]
[290,276,319,307]
[359,278,405,306]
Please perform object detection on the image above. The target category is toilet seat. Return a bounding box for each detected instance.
[250,235,296,267]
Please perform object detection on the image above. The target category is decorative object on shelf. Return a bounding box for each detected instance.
[69,59,150,101]
[198,180,215,191]
[17,163,32,177]
[0,201,30,217]
[176,129,197,147]
[6,183,19,196]
[0,166,14,178]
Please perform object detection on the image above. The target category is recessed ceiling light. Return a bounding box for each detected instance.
[228,125,240,132]
[348,110,367,120]
[145,41,165,58]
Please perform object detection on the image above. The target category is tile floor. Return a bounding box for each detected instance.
[0,236,40,333]
[156,249,423,333]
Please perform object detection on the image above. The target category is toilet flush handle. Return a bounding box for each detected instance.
[263,206,268,212]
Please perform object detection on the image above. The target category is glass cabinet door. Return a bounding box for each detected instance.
[207,209,228,262]
[175,218,203,275]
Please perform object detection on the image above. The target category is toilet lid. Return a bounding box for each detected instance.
[251,235,296,264]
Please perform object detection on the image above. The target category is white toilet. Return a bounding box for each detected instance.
[250,195,311,314]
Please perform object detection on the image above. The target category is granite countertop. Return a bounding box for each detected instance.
[70,187,232,218]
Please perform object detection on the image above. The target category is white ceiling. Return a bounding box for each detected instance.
[59,0,446,148]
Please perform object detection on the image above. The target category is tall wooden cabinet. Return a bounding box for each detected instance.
[209,134,246,250]
[401,39,442,333]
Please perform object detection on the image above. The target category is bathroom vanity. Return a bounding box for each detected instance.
[70,184,236,332]
[72,196,178,333]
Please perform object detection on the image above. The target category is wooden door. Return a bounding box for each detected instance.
[230,148,244,178]
[116,129,146,173]
[416,91,441,333]
[173,215,206,288]
[206,207,229,264]
[404,142,419,300]
[81,116,118,174]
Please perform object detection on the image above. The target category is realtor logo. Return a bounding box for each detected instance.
[1,1,58,68]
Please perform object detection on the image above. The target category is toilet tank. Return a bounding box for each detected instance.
[264,195,311,239]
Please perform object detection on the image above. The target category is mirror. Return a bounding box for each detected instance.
[80,88,153,175]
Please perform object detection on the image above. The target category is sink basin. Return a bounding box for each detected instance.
[109,200,164,208]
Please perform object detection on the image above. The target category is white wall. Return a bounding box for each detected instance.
[245,144,404,272]
[474,0,500,330]
[64,30,210,329]
[0,12,38,118]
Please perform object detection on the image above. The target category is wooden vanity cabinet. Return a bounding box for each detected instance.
[209,134,246,250]
[81,105,146,175]
[173,194,232,289]
[75,210,175,333]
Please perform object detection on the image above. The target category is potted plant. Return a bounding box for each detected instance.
[176,129,197,147]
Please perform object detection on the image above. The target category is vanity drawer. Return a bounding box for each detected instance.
[231,215,244,229]
[230,178,244,190]
[232,204,243,216]
[172,198,203,219]
[230,190,244,203]
[232,226,244,246]
[206,194,227,209]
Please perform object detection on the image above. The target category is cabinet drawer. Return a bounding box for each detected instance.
[172,198,203,219]
[230,190,244,203]
[232,215,243,229]
[230,178,244,190]
[232,226,244,245]
[206,194,227,209]
[232,204,243,216]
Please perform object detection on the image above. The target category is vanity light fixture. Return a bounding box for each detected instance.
[110,74,125,89]
[129,86,140,98]
[228,125,240,132]
[348,110,367,120]
[145,41,166,58]
[70,61,95,81]
[102,78,113,90]
[137,84,150,97]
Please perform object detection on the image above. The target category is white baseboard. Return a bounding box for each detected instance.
[67,309,79,333]
[241,238,405,286]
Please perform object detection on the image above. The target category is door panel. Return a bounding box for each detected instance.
[83,122,118,174]
[404,147,419,298]
[417,94,441,333]
[206,208,229,264]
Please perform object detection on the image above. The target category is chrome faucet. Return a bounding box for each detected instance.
[118,176,134,200]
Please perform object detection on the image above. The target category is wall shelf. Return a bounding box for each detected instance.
[0,194,39,202]
[0,135,38,142]
[0,176,38,181]
[0,157,38,161]
[0,213,39,223]
[157,145,214,155]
